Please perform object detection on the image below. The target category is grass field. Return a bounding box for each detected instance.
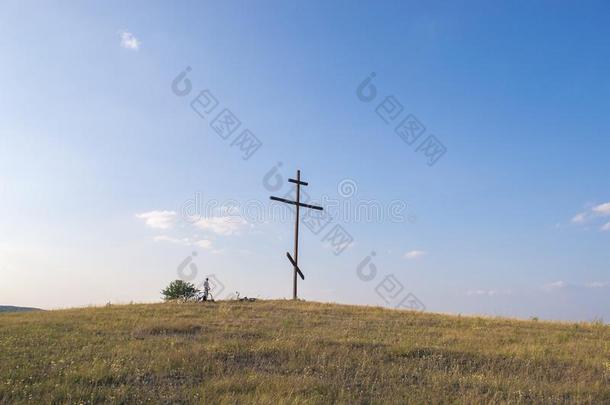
[1,300,609,404]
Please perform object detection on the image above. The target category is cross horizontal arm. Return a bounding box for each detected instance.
[269,196,324,211]
[288,178,309,186]
[286,252,305,280]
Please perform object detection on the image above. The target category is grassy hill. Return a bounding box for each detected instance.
[0,300,608,404]
[0,305,42,313]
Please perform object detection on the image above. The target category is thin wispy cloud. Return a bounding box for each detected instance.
[542,280,609,292]
[404,250,427,260]
[153,235,214,250]
[584,281,609,289]
[469,282,608,297]
[571,201,610,231]
[119,30,140,50]
[592,202,610,216]
[135,211,177,229]
[194,215,249,236]
[153,235,189,244]
[194,239,213,250]
[542,280,569,292]
[467,289,512,297]
[571,212,587,224]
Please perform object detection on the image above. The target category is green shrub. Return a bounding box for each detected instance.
[161,280,199,301]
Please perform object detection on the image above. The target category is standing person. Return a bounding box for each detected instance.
[203,278,210,301]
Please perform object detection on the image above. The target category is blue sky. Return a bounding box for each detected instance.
[1,1,609,321]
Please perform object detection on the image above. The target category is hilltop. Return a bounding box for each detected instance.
[0,300,608,403]
[0,305,42,313]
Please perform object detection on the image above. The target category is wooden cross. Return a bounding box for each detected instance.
[270,169,323,300]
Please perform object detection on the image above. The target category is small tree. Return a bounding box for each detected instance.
[161,280,199,301]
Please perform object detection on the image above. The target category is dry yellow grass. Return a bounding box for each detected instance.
[0,300,608,404]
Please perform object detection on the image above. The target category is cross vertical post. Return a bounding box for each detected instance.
[270,169,323,300]
[293,169,300,300]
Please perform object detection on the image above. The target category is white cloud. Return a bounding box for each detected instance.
[153,235,188,244]
[153,235,213,250]
[119,30,140,50]
[571,212,587,224]
[467,289,494,296]
[542,280,569,292]
[592,202,610,216]
[136,211,177,229]
[467,289,512,297]
[570,201,610,229]
[219,205,240,216]
[194,216,248,236]
[584,281,609,289]
[542,280,609,291]
[404,250,427,260]
[194,239,213,250]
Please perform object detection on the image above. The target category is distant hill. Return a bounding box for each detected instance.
[0,300,608,403]
[0,305,42,313]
